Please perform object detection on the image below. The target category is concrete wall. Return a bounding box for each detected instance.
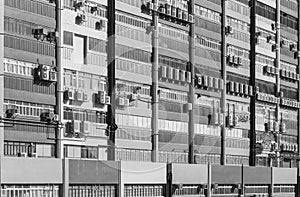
[1,157,62,184]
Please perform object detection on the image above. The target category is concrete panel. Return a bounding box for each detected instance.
[243,166,271,184]
[4,89,56,105]
[115,139,152,150]
[273,168,297,184]
[2,157,62,184]
[121,161,166,184]
[69,159,119,184]
[212,165,242,184]
[171,163,208,184]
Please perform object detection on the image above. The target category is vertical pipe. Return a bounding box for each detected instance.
[151,0,159,162]
[270,167,274,197]
[107,0,116,161]
[275,0,281,169]
[188,0,195,164]
[55,0,63,159]
[297,0,300,196]
[207,164,212,197]
[0,0,4,158]
[220,0,227,166]
[249,0,257,167]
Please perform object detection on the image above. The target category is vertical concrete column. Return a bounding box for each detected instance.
[151,0,159,162]
[61,158,69,197]
[220,0,227,166]
[55,0,64,159]
[118,161,124,197]
[0,0,5,191]
[269,167,274,197]
[206,164,211,197]
[188,0,195,164]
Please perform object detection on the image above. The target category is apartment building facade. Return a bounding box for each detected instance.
[0,0,299,196]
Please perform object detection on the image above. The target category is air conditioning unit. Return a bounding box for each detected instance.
[188,14,194,23]
[46,31,58,43]
[182,11,188,21]
[95,20,106,30]
[76,13,87,24]
[237,57,242,66]
[280,40,287,47]
[130,93,138,101]
[147,2,154,10]
[267,35,275,43]
[96,91,106,104]
[124,98,130,106]
[91,6,98,13]
[76,90,84,101]
[83,92,89,102]
[280,69,287,77]
[64,89,75,100]
[105,96,111,105]
[49,70,57,82]
[81,121,90,134]
[280,122,286,133]
[74,0,85,9]
[227,54,234,64]
[294,51,300,59]
[263,65,270,75]
[158,4,166,13]
[40,112,57,122]
[19,152,27,157]
[32,28,48,40]
[290,43,297,52]
[176,8,182,19]
[226,114,234,127]
[6,108,18,119]
[226,26,234,35]
[117,97,125,106]
[29,152,38,158]
[37,64,50,81]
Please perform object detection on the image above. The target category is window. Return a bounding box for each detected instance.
[63,31,73,46]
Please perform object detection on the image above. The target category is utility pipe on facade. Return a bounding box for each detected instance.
[55,0,63,159]
[151,0,159,162]
[249,0,257,166]
[220,0,227,166]
[107,0,116,161]
[274,0,281,169]
[297,1,300,196]
[188,0,195,164]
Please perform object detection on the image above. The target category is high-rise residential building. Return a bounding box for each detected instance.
[0,0,299,196]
